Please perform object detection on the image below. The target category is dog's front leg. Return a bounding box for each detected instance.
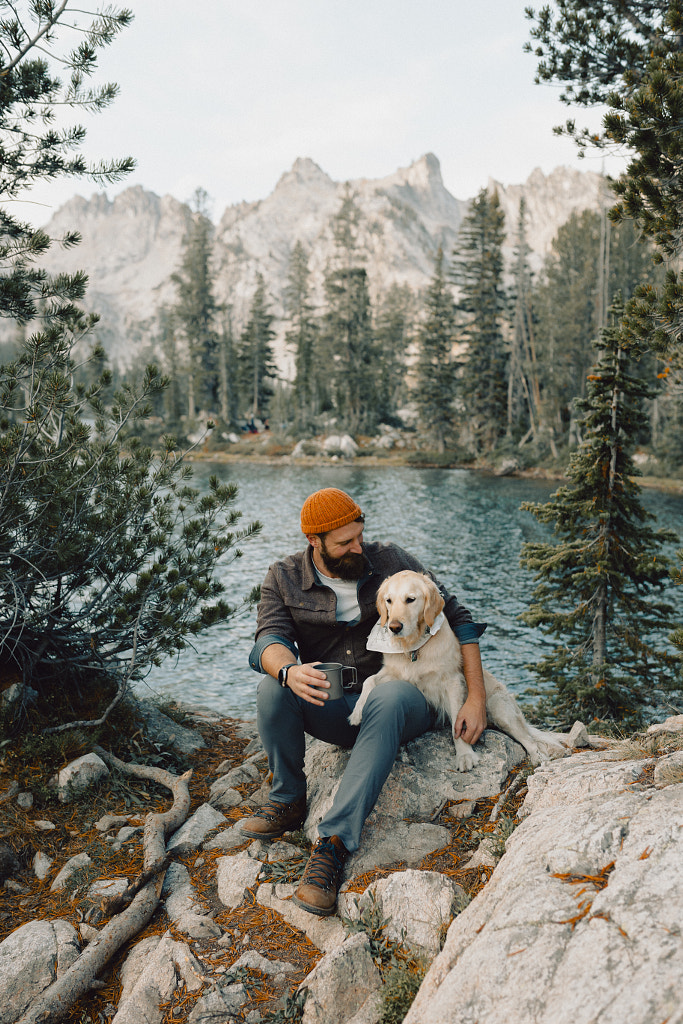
[348,674,378,726]
[453,734,480,772]
[447,677,481,772]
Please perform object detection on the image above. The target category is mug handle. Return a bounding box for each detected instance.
[341,666,357,689]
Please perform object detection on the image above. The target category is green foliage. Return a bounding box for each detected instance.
[238,273,277,419]
[413,249,457,453]
[0,331,261,720]
[0,2,134,327]
[170,188,219,417]
[379,962,428,1024]
[451,189,508,454]
[262,988,307,1023]
[374,284,414,422]
[521,298,680,724]
[284,241,320,427]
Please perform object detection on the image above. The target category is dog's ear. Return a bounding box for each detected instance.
[423,577,445,628]
[376,578,390,626]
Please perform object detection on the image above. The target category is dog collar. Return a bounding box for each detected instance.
[366,612,446,654]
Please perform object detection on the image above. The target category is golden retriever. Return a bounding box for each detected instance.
[348,570,566,772]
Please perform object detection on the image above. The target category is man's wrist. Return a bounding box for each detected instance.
[277,662,298,688]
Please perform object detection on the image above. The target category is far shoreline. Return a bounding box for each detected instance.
[184,448,683,497]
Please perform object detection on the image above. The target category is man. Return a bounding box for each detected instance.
[241,487,487,916]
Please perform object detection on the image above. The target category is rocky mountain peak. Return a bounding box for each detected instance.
[33,156,605,372]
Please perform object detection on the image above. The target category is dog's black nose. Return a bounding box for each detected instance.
[389,622,403,635]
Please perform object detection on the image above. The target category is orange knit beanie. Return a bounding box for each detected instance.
[300,488,363,535]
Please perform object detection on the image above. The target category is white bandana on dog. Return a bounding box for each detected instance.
[366,612,446,654]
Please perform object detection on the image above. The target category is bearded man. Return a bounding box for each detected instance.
[241,487,487,916]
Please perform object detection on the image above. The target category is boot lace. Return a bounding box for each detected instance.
[301,838,345,891]
[254,797,300,823]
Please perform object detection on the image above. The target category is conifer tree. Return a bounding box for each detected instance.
[0,5,259,728]
[320,189,377,431]
[217,307,239,425]
[238,274,277,420]
[171,188,219,419]
[520,297,679,725]
[413,249,457,453]
[508,198,544,448]
[284,240,320,426]
[451,188,508,454]
[374,283,413,422]
[525,0,683,698]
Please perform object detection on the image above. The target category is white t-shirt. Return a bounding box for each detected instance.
[314,567,361,623]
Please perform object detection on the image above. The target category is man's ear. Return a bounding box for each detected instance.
[306,533,322,552]
[376,578,390,626]
[423,577,445,628]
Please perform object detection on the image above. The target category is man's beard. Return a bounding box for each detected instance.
[319,541,367,581]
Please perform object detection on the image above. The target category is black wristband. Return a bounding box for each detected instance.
[277,662,297,687]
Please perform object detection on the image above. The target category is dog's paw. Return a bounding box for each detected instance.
[454,746,480,772]
[348,706,363,727]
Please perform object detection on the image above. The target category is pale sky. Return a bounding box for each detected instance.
[21,0,626,225]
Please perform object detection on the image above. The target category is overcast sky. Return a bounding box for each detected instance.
[22,1,626,225]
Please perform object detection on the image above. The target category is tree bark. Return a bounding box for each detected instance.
[17,752,192,1024]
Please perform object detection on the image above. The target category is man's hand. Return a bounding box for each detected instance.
[454,695,487,746]
[457,643,488,745]
[283,663,331,706]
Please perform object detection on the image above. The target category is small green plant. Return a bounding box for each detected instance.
[342,890,398,966]
[261,988,307,1023]
[260,854,307,884]
[471,813,519,858]
[380,961,428,1024]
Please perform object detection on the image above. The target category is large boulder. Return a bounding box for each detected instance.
[304,727,526,875]
[135,698,206,755]
[112,932,204,1024]
[403,754,683,1024]
[0,919,80,1024]
[300,931,382,1024]
[348,870,468,955]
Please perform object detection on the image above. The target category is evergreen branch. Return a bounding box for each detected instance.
[0,0,69,73]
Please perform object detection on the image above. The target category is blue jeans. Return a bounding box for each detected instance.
[256,675,433,852]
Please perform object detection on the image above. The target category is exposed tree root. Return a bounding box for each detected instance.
[16,750,193,1024]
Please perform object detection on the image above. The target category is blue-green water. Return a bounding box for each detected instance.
[138,463,683,717]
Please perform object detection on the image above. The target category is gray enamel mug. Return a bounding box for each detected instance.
[314,662,357,700]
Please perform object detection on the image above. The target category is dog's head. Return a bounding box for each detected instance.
[376,570,445,645]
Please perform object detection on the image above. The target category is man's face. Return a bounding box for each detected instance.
[317,520,366,580]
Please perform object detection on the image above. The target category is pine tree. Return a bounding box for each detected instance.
[374,284,414,423]
[320,189,377,431]
[508,198,545,449]
[238,274,277,420]
[171,188,219,419]
[525,0,683,698]
[0,6,260,729]
[217,307,239,425]
[413,249,457,453]
[284,241,320,427]
[451,188,508,454]
[0,2,134,328]
[533,209,602,448]
[520,297,679,725]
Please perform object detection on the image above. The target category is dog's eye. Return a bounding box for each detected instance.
[385,598,392,605]
[405,596,415,603]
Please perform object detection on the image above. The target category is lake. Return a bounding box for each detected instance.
[139,461,683,718]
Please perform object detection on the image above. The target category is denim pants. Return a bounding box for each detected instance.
[256,674,433,852]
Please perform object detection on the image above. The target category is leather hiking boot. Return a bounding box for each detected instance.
[292,835,348,916]
[239,795,306,839]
